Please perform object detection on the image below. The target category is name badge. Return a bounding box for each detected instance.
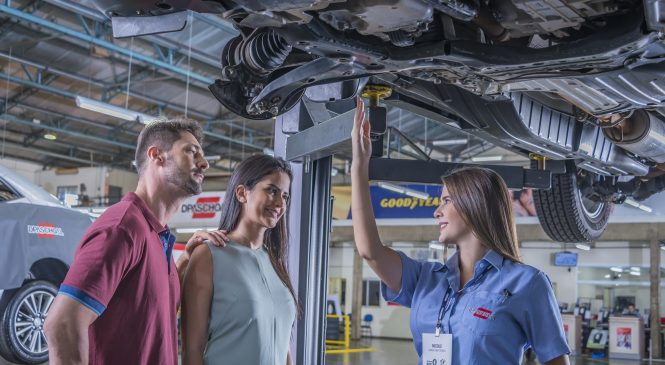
[422,333,452,365]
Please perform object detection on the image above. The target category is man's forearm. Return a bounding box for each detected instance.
[46,324,89,365]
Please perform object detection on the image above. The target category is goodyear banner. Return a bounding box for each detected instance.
[332,184,443,219]
[364,185,443,219]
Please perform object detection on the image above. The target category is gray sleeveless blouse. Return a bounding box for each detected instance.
[203,241,296,365]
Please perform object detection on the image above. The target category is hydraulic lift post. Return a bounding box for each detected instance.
[275,84,552,365]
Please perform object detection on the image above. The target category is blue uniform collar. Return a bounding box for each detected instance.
[434,249,505,273]
[483,249,505,270]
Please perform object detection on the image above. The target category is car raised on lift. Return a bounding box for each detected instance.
[93,0,665,242]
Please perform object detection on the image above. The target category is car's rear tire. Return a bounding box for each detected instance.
[0,280,58,364]
[533,163,612,242]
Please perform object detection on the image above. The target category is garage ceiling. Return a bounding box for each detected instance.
[0,0,518,179]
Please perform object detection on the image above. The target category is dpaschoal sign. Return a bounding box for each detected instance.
[348,184,443,219]
[169,191,225,229]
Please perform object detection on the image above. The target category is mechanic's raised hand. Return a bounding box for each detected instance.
[351,96,371,167]
[183,229,229,259]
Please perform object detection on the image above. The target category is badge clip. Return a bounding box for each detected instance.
[435,324,441,337]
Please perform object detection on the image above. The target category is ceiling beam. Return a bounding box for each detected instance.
[1,113,136,149]
[0,4,214,85]
[0,69,267,151]
[1,51,273,138]
[0,138,101,165]
[42,0,237,68]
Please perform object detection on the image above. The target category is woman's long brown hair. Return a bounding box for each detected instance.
[442,167,522,263]
[217,155,299,308]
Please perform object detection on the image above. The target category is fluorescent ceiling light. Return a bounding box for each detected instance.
[204,155,221,162]
[76,96,156,124]
[471,155,503,162]
[610,266,623,273]
[432,138,468,146]
[429,243,444,250]
[639,204,653,213]
[624,198,653,213]
[575,243,591,251]
[263,148,275,156]
[377,181,404,194]
[377,182,430,200]
[630,272,641,276]
[404,189,430,200]
[604,274,611,279]
[43,132,57,140]
[624,199,639,208]
[630,267,640,272]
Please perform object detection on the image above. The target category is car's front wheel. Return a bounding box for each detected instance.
[0,280,57,364]
[533,163,613,242]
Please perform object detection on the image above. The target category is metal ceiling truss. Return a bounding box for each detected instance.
[0,114,136,161]
[0,62,268,151]
[0,4,215,85]
[0,132,110,167]
[42,0,237,68]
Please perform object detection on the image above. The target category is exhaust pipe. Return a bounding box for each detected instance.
[604,109,665,163]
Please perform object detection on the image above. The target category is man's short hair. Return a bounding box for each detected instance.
[134,116,204,175]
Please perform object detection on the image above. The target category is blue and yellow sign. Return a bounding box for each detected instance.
[337,184,443,219]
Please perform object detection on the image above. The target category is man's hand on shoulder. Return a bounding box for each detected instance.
[176,230,229,282]
[183,230,229,260]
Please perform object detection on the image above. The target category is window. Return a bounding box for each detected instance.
[362,279,381,307]
[0,178,21,202]
[57,185,79,206]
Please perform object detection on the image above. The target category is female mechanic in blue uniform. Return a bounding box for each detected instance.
[350,97,570,365]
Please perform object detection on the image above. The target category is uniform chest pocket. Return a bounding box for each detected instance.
[463,290,505,335]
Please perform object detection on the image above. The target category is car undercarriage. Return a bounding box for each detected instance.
[92,0,665,242]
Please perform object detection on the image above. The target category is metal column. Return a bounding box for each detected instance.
[274,99,335,365]
[650,235,662,359]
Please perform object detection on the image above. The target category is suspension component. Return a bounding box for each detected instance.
[529,153,547,170]
[213,30,294,120]
[243,30,292,75]
[361,85,392,157]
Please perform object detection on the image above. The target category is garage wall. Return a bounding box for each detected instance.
[522,242,665,316]
[107,168,138,198]
[0,157,41,181]
[35,166,107,203]
[521,246,578,306]
[328,243,413,339]
[329,239,665,338]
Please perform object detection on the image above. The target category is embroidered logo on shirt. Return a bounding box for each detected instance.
[181,197,222,219]
[472,307,493,320]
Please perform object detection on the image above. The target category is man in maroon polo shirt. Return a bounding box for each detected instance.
[44,117,223,365]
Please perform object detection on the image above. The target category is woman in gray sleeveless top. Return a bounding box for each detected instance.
[181,155,297,365]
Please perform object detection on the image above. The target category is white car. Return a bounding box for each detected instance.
[0,165,92,364]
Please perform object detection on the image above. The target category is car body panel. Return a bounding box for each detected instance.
[0,165,92,290]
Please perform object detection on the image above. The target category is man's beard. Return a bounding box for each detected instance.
[165,160,203,195]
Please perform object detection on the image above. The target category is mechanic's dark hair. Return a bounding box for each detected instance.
[442,167,522,263]
[134,117,204,175]
[218,154,299,310]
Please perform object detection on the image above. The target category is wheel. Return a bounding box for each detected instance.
[0,281,58,364]
[533,163,613,242]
